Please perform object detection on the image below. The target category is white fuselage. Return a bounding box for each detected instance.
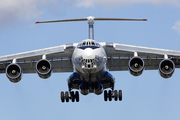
[72,39,107,79]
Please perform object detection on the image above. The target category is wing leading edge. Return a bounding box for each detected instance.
[100,42,180,71]
[0,43,78,73]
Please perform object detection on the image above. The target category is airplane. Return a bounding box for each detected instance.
[1,16,179,103]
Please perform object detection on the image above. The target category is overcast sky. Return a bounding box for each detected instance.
[0,0,180,120]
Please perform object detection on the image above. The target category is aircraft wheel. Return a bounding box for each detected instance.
[114,90,118,101]
[104,90,108,101]
[75,91,79,102]
[119,90,122,101]
[108,90,112,101]
[71,91,75,102]
[61,91,65,102]
[65,91,69,102]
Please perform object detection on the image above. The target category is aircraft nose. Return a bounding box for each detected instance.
[83,48,95,59]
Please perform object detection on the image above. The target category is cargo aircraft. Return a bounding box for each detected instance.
[1,16,179,103]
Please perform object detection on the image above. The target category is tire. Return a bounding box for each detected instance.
[108,90,112,101]
[71,91,75,102]
[61,91,65,102]
[75,91,79,102]
[119,90,122,101]
[65,91,69,102]
[104,90,107,101]
[114,90,118,101]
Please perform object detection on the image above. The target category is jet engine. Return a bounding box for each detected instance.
[128,57,145,76]
[159,59,175,78]
[6,63,22,83]
[36,59,52,79]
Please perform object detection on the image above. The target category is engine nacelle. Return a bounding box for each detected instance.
[159,59,175,78]
[128,57,145,76]
[6,63,22,83]
[36,59,52,79]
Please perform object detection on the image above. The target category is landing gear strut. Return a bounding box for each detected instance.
[61,91,79,103]
[104,90,122,101]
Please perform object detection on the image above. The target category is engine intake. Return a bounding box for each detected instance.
[6,63,22,83]
[36,59,52,79]
[159,59,175,78]
[128,57,145,76]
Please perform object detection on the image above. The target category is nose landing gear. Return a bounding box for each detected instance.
[104,90,122,101]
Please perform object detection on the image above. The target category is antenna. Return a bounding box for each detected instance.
[36,16,147,40]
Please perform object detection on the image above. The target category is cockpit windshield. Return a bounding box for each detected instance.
[77,40,100,48]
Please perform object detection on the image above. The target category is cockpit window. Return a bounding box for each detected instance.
[82,42,86,46]
[92,42,95,46]
[96,43,100,47]
[77,41,100,48]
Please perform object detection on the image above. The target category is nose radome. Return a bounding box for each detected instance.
[83,48,95,59]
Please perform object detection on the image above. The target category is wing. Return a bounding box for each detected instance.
[0,43,78,73]
[100,42,180,71]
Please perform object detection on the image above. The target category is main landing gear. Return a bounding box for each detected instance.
[60,89,122,102]
[61,91,79,103]
[104,90,122,101]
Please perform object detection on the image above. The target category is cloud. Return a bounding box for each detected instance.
[0,0,70,27]
[0,0,40,27]
[76,0,180,8]
[172,21,180,33]
[0,0,180,27]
